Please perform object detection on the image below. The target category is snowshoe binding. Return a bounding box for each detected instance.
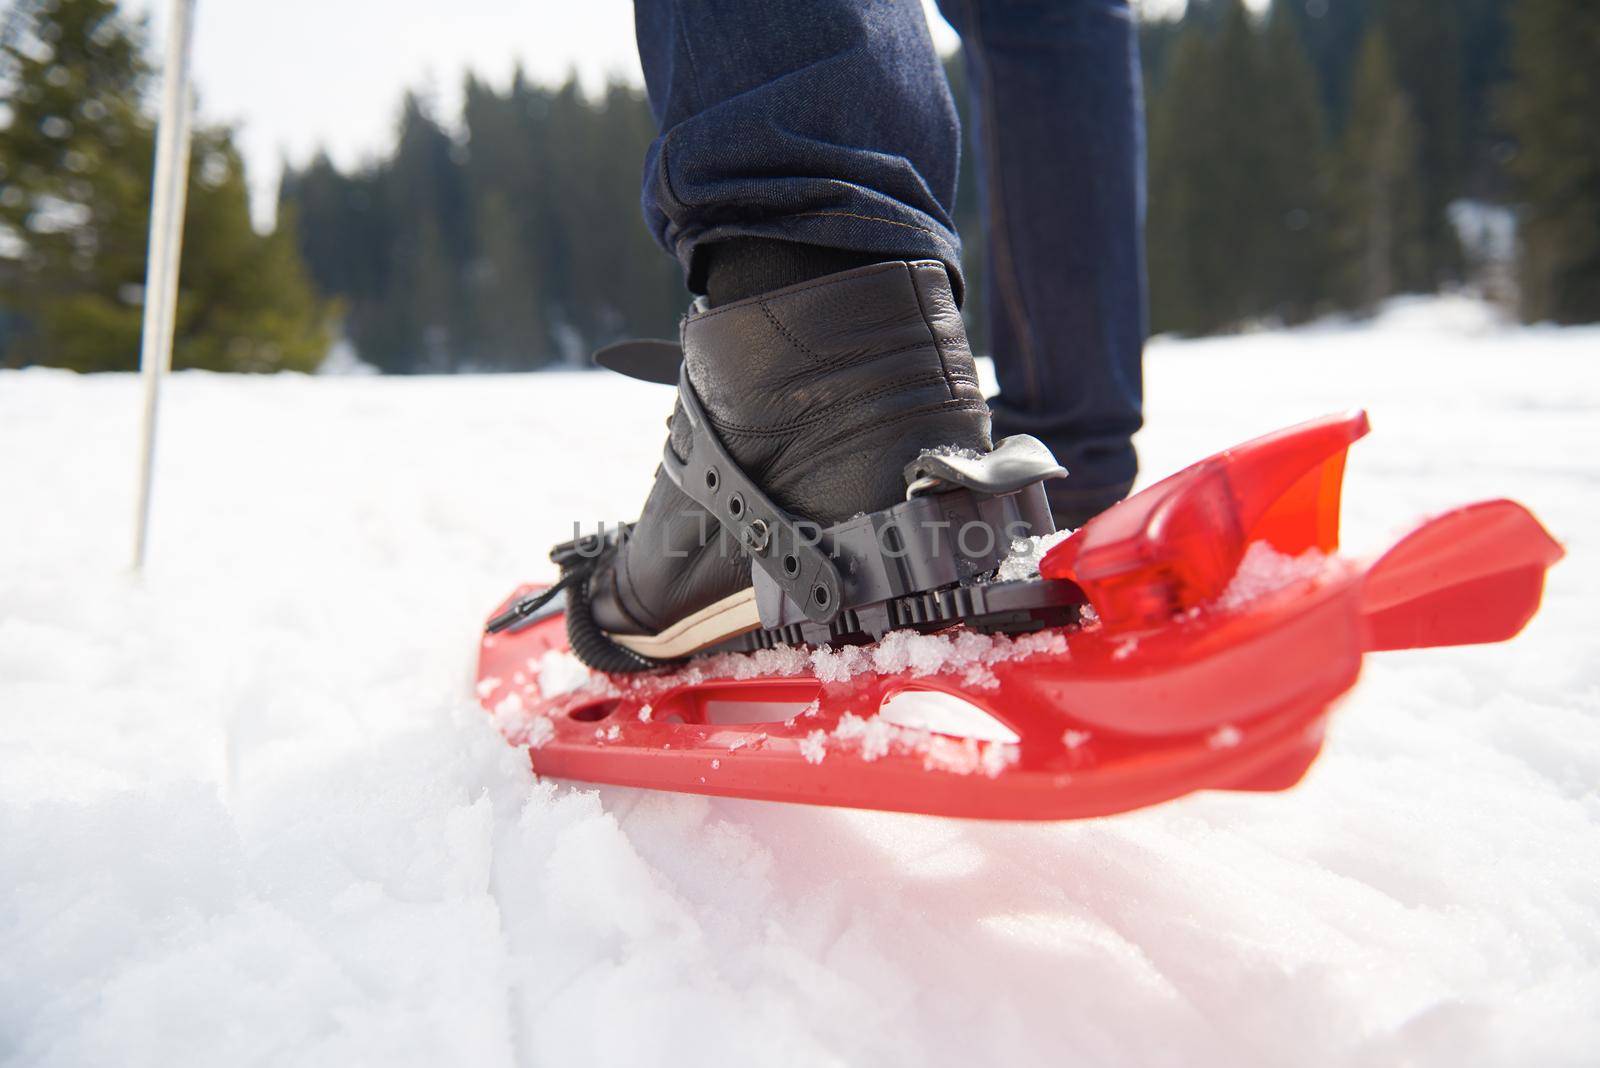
[478,269,1563,821]
[489,260,1083,670]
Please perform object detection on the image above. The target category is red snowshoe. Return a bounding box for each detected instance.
[476,410,1561,820]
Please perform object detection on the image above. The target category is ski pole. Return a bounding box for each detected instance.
[132,0,199,572]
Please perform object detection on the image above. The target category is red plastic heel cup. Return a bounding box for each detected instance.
[1043,410,1370,631]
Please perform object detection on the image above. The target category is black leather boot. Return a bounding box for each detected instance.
[581,260,993,665]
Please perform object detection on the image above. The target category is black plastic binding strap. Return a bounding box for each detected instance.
[660,364,846,625]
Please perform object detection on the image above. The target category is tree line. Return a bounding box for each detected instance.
[2,0,1596,374]
[1139,0,1587,334]
[277,79,682,373]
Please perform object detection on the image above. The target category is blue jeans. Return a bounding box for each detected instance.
[633,0,1146,502]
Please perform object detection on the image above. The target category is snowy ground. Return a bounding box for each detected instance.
[3,296,1598,1067]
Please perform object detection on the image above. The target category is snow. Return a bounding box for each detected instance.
[995,527,1075,582]
[315,337,381,377]
[1450,199,1518,268]
[1207,724,1244,750]
[3,296,1599,1066]
[598,625,1066,696]
[799,730,829,765]
[535,648,592,698]
[1215,541,1332,612]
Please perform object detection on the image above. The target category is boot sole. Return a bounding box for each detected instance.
[608,588,761,660]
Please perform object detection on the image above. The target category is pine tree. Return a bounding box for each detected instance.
[174,134,328,371]
[278,154,386,312]
[377,94,468,372]
[1,0,151,369]
[541,78,608,360]
[277,156,393,368]
[461,74,547,369]
[1457,0,1514,196]
[1501,0,1600,323]
[0,0,329,371]
[281,71,691,372]
[1256,9,1334,323]
[1267,0,1373,126]
[1379,0,1466,285]
[1146,0,1331,334]
[465,190,543,369]
[1146,6,1246,334]
[1330,28,1426,311]
[589,81,682,348]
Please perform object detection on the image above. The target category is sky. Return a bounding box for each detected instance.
[125,0,1218,228]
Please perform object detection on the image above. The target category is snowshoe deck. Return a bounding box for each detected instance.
[476,411,1562,820]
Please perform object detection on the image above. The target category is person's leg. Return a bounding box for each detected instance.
[938,0,1147,527]
[560,0,996,669]
[633,0,964,302]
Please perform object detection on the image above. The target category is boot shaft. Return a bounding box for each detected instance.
[678,260,991,525]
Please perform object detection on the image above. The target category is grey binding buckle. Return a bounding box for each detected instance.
[903,436,1068,497]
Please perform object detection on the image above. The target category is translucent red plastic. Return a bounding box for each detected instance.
[477,411,1563,820]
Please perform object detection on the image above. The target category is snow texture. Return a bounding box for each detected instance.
[995,528,1075,582]
[575,625,1067,699]
[1215,542,1332,612]
[3,296,1598,1067]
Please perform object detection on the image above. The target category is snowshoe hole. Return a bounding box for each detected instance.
[877,690,1019,743]
[684,679,825,727]
[703,699,816,726]
[568,701,615,722]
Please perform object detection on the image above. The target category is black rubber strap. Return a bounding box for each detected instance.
[486,550,672,673]
[560,552,671,673]
[659,365,844,625]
